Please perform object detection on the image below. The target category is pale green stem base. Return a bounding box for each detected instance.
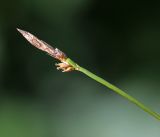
[66,58,160,120]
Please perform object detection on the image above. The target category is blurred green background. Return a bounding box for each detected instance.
[0,0,160,137]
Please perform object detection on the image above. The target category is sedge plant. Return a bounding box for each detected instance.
[17,28,160,120]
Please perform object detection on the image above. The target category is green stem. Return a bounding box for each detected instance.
[66,58,160,120]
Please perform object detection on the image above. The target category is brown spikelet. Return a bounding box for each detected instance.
[17,28,74,72]
[17,28,67,62]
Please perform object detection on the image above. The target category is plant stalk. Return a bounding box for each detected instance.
[66,58,160,120]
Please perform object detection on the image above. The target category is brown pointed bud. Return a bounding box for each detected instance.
[17,28,74,72]
[17,28,67,62]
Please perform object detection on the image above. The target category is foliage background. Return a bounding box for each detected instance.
[0,0,160,136]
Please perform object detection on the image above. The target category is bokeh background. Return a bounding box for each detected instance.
[0,0,160,137]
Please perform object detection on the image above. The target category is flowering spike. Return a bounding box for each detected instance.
[17,28,160,120]
[17,28,74,72]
